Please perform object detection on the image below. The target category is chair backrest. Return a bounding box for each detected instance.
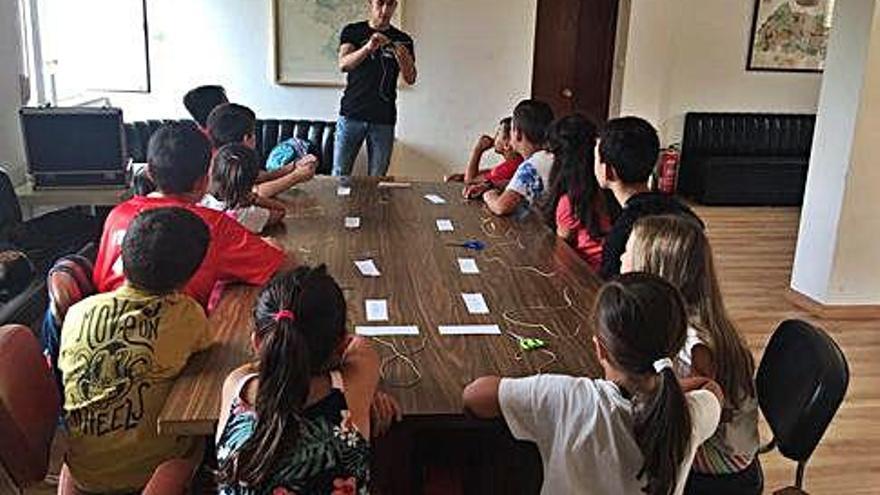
[123,118,337,175]
[757,319,849,462]
[0,166,23,234]
[0,324,60,489]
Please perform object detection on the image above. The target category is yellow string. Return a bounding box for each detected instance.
[371,337,426,388]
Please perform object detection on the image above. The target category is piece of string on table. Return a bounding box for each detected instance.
[371,336,426,388]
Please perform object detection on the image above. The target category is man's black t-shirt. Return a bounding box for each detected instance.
[599,192,704,279]
[339,21,414,125]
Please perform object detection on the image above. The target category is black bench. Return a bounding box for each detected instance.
[124,119,336,175]
[678,112,815,206]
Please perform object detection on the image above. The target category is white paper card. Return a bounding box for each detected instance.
[355,325,420,336]
[365,299,388,322]
[438,324,502,335]
[461,293,490,314]
[458,258,480,274]
[345,217,361,229]
[337,186,351,196]
[424,194,447,205]
[436,219,454,232]
[354,260,381,277]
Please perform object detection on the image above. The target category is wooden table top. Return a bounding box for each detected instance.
[158,177,603,436]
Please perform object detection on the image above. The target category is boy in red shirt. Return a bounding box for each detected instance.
[93,122,290,307]
[446,117,523,193]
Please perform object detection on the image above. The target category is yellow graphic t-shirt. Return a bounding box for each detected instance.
[59,285,212,492]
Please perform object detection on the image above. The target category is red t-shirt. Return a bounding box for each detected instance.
[93,195,285,308]
[485,156,524,186]
[556,193,610,272]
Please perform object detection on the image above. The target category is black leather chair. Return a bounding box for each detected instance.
[678,113,816,206]
[0,167,100,327]
[123,118,336,175]
[757,319,849,492]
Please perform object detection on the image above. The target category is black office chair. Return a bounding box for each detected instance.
[757,319,849,493]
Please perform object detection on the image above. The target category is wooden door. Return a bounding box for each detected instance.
[532,0,620,123]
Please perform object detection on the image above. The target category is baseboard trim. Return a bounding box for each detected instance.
[785,288,880,320]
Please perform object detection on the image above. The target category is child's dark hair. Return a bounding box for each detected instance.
[512,99,555,145]
[211,143,260,210]
[499,116,513,137]
[146,122,212,194]
[543,114,619,236]
[217,265,347,488]
[598,116,660,183]
[183,85,228,128]
[207,103,257,148]
[594,272,691,495]
[122,207,210,293]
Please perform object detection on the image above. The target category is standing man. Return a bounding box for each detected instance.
[333,0,416,177]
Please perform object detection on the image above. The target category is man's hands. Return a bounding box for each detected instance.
[367,32,392,53]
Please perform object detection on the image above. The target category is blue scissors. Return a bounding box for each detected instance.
[446,240,486,251]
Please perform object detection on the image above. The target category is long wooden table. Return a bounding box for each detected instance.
[159,177,603,474]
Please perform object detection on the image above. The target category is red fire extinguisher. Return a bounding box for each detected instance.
[657,146,681,194]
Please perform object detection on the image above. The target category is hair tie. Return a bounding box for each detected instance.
[273,309,296,323]
[652,357,674,374]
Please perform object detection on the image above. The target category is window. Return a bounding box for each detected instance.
[19,0,151,106]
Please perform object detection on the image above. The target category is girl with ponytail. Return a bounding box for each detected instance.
[463,273,723,495]
[621,215,762,494]
[215,265,380,495]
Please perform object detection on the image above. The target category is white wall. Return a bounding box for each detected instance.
[618,0,823,144]
[0,0,26,185]
[81,0,537,179]
[792,0,880,305]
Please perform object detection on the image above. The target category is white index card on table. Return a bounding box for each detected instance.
[424,194,447,204]
[436,219,454,232]
[355,326,419,336]
[438,325,502,335]
[354,259,381,277]
[337,186,351,196]
[458,258,480,274]
[345,216,361,229]
[365,299,389,322]
[461,292,490,314]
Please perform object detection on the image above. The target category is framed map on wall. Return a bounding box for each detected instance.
[273,0,403,86]
[747,0,836,72]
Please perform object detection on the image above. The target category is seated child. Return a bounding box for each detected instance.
[446,117,523,188]
[594,116,702,279]
[621,215,762,495]
[59,207,213,493]
[183,85,228,133]
[201,143,286,234]
[463,272,723,495]
[92,122,288,308]
[207,103,317,197]
[480,99,555,216]
[541,114,619,272]
[216,265,379,495]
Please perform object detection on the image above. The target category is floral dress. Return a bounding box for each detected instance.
[217,374,370,495]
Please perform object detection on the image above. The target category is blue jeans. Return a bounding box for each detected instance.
[333,116,395,176]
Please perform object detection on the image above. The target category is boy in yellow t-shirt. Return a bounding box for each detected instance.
[59,207,213,493]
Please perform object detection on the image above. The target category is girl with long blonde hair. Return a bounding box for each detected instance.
[621,215,762,495]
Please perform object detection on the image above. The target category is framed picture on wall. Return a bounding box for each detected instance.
[746,0,836,72]
[273,0,404,86]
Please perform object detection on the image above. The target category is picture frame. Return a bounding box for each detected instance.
[746,0,836,73]
[272,0,404,87]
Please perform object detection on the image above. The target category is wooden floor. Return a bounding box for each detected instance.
[693,206,880,494]
[26,205,880,494]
